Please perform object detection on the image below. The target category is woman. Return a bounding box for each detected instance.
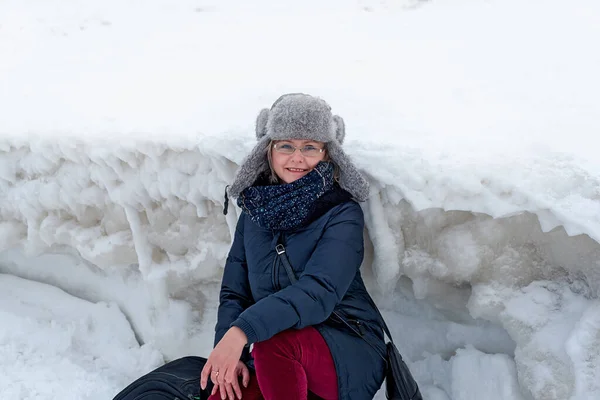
[201,93,386,400]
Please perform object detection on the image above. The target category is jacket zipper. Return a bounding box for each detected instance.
[350,319,366,336]
[332,311,365,337]
[272,256,280,291]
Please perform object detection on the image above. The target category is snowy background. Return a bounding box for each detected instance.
[1,0,599,399]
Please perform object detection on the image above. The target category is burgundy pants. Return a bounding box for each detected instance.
[208,326,338,400]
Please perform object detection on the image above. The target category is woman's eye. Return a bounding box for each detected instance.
[303,145,318,151]
[279,144,294,151]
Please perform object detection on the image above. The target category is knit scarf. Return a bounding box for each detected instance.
[238,162,335,231]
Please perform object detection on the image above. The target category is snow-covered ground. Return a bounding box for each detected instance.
[1,0,599,399]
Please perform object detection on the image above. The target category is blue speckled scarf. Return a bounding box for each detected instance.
[238,162,335,231]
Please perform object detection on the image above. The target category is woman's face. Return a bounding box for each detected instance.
[271,139,327,183]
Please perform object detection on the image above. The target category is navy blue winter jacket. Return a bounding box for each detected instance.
[214,186,386,399]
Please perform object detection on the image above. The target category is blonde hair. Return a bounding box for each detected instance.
[266,140,340,184]
[266,141,280,184]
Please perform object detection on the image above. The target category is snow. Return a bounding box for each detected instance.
[1,0,600,399]
[0,273,163,400]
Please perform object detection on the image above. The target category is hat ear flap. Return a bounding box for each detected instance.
[256,108,270,140]
[333,115,345,144]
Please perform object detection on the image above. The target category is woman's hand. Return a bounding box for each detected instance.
[209,360,250,400]
[201,327,248,397]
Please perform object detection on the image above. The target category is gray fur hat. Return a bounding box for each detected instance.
[228,93,369,201]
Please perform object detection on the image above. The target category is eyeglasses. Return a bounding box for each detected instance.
[272,142,325,157]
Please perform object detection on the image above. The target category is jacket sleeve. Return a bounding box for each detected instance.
[231,202,364,344]
[214,215,254,360]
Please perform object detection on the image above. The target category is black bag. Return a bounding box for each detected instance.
[276,240,423,400]
[381,326,422,400]
[112,356,213,400]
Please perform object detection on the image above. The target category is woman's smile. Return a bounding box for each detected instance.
[286,167,308,173]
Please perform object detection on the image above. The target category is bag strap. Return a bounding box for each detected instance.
[364,291,395,345]
[275,236,389,362]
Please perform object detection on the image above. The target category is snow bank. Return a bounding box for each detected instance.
[1,134,599,399]
[1,0,600,398]
[0,273,162,400]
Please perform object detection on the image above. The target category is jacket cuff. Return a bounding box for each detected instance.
[231,317,259,344]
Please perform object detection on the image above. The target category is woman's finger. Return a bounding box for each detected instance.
[230,377,243,399]
[211,369,222,386]
[200,363,212,390]
[225,365,242,398]
[240,365,250,388]
[225,383,236,400]
[219,383,227,400]
[211,383,218,396]
[216,368,226,385]
[224,367,237,385]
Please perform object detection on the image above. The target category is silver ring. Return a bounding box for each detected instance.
[213,370,220,377]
